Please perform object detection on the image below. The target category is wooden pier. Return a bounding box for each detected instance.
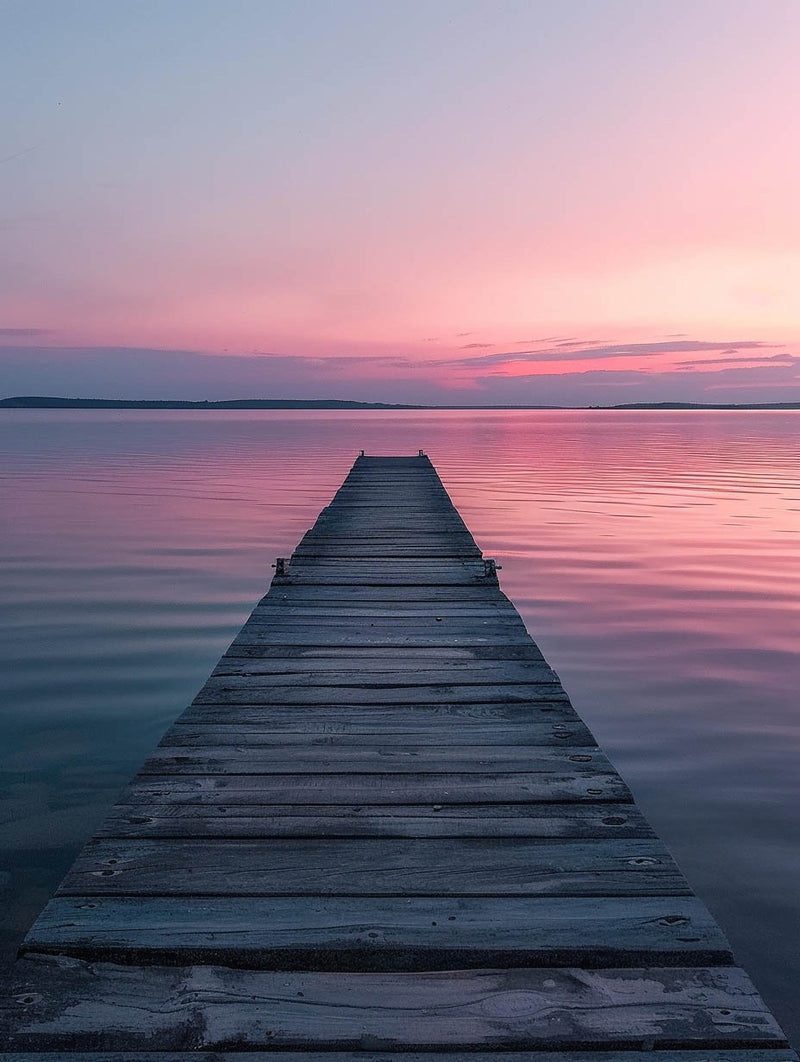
[1,454,795,1059]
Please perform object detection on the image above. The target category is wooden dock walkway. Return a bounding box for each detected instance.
[1,453,795,1059]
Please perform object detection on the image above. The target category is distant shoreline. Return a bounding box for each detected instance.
[2,396,800,411]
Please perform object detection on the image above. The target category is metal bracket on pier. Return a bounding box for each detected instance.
[483,557,502,579]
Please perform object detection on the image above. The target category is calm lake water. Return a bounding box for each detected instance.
[1,409,799,1040]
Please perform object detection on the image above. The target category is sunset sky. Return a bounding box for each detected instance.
[2,0,800,404]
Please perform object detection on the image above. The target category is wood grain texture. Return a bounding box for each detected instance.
[176,701,579,726]
[3,1054,798,1062]
[1,957,786,1051]
[219,640,542,657]
[207,663,558,684]
[160,720,596,746]
[23,895,733,969]
[139,745,609,775]
[119,769,632,804]
[227,632,540,647]
[57,838,687,897]
[96,802,653,839]
[192,682,568,704]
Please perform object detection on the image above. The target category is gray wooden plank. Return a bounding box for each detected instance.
[259,586,511,603]
[251,603,518,612]
[232,626,532,641]
[177,702,579,726]
[1,957,786,1051]
[282,575,498,586]
[212,656,551,674]
[159,721,596,745]
[298,537,471,542]
[57,838,686,896]
[3,1054,798,1062]
[229,633,540,647]
[209,663,555,683]
[247,610,523,622]
[222,644,546,661]
[302,525,474,531]
[139,745,608,775]
[295,533,478,540]
[284,564,486,573]
[301,530,475,538]
[297,527,476,534]
[286,557,483,565]
[288,562,487,572]
[291,556,484,564]
[22,895,733,969]
[292,548,483,557]
[120,769,630,804]
[239,616,529,629]
[96,802,653,838]
[192,683,568,705]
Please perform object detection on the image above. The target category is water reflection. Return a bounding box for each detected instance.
[1,409,798,1039]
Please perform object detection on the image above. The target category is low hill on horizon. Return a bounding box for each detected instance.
[0,396,419,410]
[2,396,800,411]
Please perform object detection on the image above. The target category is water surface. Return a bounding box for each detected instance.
[1,409,798,1040]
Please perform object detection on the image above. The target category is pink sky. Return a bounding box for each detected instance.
[1,1,799,404]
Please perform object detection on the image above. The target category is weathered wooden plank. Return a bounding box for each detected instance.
[301,532,475,540]
[22,895,733,968]
[286,566,490,577]
[280,575,497,586]
[229,633,540,648]
[239,616,529,630]
[1,957,785,1051]
[209,663,556,684]
[292,548,483,558]
[285,556,483,565]
[192,682,568,705]
[139,745,608,775]
[120,769,629,804]
[3,1054,798,1062]
[177,702,579,726]
[273,612,516,634]
[58,838,685,896]
[96,802,653,838]
[296,527,476,534]
[160,721,596,746]
[302,525,474,533]
[297,538,476,546]
[297,527,476,535]
[227,624,532,638]
[221,644,546,661]
[295,533,478,541]
[277,551,490,562]
[247,610,523,623]
[260,586,511,603]
[297,543,473,552]
[252,603,515,613]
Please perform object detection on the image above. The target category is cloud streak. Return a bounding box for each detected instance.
[0,327,51,337]
[439,339,775,368]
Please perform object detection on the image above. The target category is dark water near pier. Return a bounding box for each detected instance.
[1,409,799,1040]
